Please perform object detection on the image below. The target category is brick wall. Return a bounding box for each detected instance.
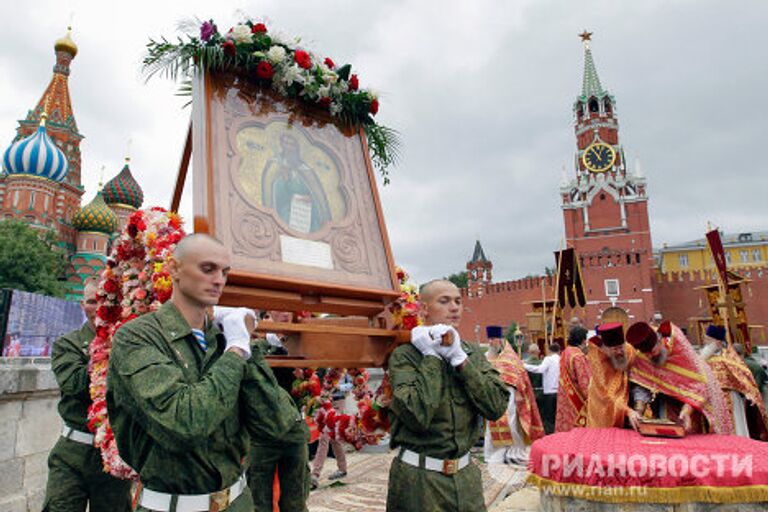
[656,268,768,345]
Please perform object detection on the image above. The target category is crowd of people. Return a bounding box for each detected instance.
[40,232,768,512]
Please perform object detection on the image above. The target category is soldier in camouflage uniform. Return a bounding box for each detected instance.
[43,280,131,512]
[387,280,509,512]
[244,339,310,511]
[107,234,257,512]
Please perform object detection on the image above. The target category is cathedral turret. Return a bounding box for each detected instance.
[0,27,84,251]
[103,157,144,231]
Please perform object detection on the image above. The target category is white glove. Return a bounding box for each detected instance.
[435,327,467,367]
[266,333,284,348]
[216,307,257,358]
[212,306,236,325]
[411,326,441,358]
[427,324,453,344]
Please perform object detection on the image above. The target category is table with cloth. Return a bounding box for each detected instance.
[528,427,768,511]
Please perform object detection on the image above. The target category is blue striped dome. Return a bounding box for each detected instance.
[2,119,68,183]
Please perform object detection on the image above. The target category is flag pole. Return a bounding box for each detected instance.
[540,276,548,354]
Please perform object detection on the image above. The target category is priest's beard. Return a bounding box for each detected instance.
[700,341,722,360]
[608,353,629,371]
[488,344,502,357]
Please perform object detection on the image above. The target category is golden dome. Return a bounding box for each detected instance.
[54,27,78,57]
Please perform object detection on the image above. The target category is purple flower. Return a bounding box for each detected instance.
[200,21,217,42]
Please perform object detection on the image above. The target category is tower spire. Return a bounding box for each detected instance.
[579,30,606,100]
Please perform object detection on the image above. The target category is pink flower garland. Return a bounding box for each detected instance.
[87,207,185,478]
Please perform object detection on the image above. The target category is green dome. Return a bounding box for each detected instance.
[72,191,118,234]
[102,159,144,209]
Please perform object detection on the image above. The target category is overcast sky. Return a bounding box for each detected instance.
[1,1,766,286]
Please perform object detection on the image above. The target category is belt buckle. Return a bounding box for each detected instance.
[209,488,230,512]
[442,458,459,476]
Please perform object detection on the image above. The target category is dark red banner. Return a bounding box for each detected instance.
[554,248,587,309]
[706,229,729,286]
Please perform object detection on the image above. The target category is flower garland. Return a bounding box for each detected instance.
[143,17,400,183]
[290,266,420,449]
[87,208,185,478]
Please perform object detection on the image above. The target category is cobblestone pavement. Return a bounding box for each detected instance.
[307,450,539,512]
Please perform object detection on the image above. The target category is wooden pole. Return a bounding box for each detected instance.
[170,122,193,213]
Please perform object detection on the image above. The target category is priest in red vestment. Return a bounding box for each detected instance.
[484,326,544,465]
[586,322,640,430]
[626,321,733,435]
[702,325,768,440]
[556,326,591,432]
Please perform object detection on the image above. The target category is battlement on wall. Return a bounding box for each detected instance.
[655,266,768,344]
[656,267,768,285]
[462,274,556,297]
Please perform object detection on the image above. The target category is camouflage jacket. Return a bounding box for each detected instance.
[388,341,509,459]
[107,301,249,494]
[242,344,308,446]
[51,322,94,431]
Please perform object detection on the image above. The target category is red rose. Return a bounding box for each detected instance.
[256,61,274,80]
[349,74,359,91]
[324,57,335,69]
[318,97,332,109]
[251,23,267,34]
[402,315,419,331]
[294,49,312,69]
[369,98,379,115]
[103,280,118,294]
[222,40,236,56]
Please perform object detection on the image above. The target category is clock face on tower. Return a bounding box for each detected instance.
[582,142,616,173]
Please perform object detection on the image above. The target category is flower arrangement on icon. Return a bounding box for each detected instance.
[87,208,185,478]
[143,16,399,183]
[290,266,420,449]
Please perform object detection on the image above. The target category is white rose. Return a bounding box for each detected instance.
[231,24,252,44]
[267,45,286,63]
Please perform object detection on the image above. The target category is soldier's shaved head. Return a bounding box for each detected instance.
[173,233,226,262]
[419,279,457,303]
[81,277,100,327]
[419,279,462,328]
[82,278,99,301]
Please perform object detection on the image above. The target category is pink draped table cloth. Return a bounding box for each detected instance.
[528,427,768,504]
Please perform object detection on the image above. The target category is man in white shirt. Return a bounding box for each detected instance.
[524,344,561,434]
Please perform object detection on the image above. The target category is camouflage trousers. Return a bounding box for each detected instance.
[43,436,132,512]
[248,441,310,512]
[386,453,487,512]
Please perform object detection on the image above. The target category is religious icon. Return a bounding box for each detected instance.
[191,73,398,304]
[235,121,346,235]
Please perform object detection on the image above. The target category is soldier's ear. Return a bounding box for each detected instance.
[167,257,180,281]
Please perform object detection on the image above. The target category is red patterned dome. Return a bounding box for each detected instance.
[102,158,143,209]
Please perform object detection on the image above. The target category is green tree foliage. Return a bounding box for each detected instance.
[0,221,67,297]
[505,321,524,352]
[445,271,468,289]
